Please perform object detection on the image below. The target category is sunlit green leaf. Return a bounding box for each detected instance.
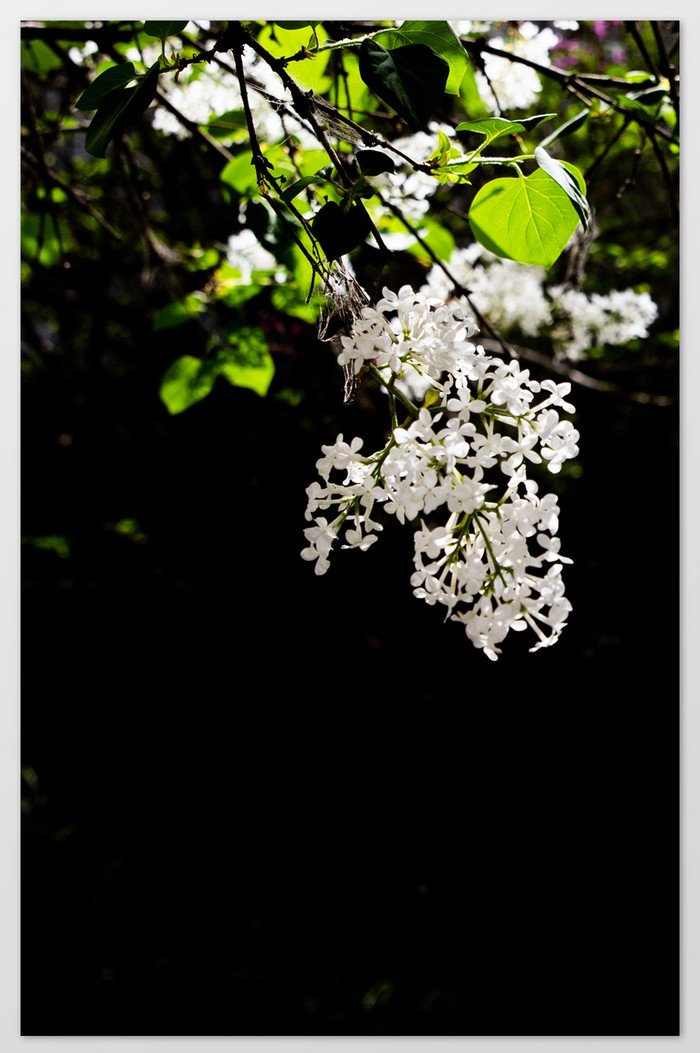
[206,107,247,141]
[220,152,259,196]
[271,284,323,323]
[281,170,333,203]
[456,114,554,147]
[469,167,584,268]
[406,215,455,264]
[534,148,589,230]
[159,355,218,414]
[257,22,331,93]
[215,327,275,397]
[21,38,63,74]
[21,211,72,266]
[274,21,321,30]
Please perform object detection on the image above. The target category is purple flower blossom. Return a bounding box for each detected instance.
[592,20,622,39]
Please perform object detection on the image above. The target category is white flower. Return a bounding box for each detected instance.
[226,228,280,282]
[422,249,658,365]
[300,518,339,575]
[423,245,552,337]
[475,23,558,113]
[302,285,578,658]
[550,285,658,360]
[315,434,364,478]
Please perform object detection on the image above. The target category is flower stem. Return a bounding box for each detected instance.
[367,363,420,420]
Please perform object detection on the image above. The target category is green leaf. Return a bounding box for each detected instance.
[75,62,137,110]
[627,83,669,106]
[274,21,321,30]
[159,355,218,414]
[271,284,322,324]
[220,152,259,196]
[21,38,64,74]
[215,328,275,397]
[257,22,332,93]
[312,200,372,260]
[456,114,555,147]
[206,107,246,141]
[84,61,160,157]
[534,147,589,231]
[375,20,468,95]
[142,21,189,42]
[459,61,488,118]
[614,91,675,136]
[220,147,295,197]
[469,167,584,269]
[359,39,449,131]
[280,170,333,203]
[434,160,478,183]
[152,292,206,331]
[539,109,590,149]
[21,211,72,267]
[512,113,557,134]
[406,215,455,264]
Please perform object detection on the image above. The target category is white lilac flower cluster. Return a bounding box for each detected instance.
[474,21,559,113]
[422,245,658,361]
[301,285,579,660]
[150,42,319,150]
[423,244,553,338]
[370,123,454,225]
[548,285,659,358]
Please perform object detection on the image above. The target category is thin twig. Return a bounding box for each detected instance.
[459,36,676,144]
[21,145,122,239]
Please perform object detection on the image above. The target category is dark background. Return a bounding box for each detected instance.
[20,317,680,1037]
[21,21,679,1037]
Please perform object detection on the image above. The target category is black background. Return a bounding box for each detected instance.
[21,310,679,1036]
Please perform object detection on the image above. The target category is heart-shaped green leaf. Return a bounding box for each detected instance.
[312,200,372,260]
[469,166,585,269]
[359,40,449,131]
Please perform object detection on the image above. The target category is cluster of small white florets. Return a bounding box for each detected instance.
[474,22,559,113]
[422,245,658,361]
[150,38,319,150]
[302,285,579,660]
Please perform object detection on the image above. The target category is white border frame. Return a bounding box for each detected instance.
[5,4,696,1051]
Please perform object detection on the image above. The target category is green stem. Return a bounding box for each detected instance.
[367,363,420,420]
[474,512,509,586]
